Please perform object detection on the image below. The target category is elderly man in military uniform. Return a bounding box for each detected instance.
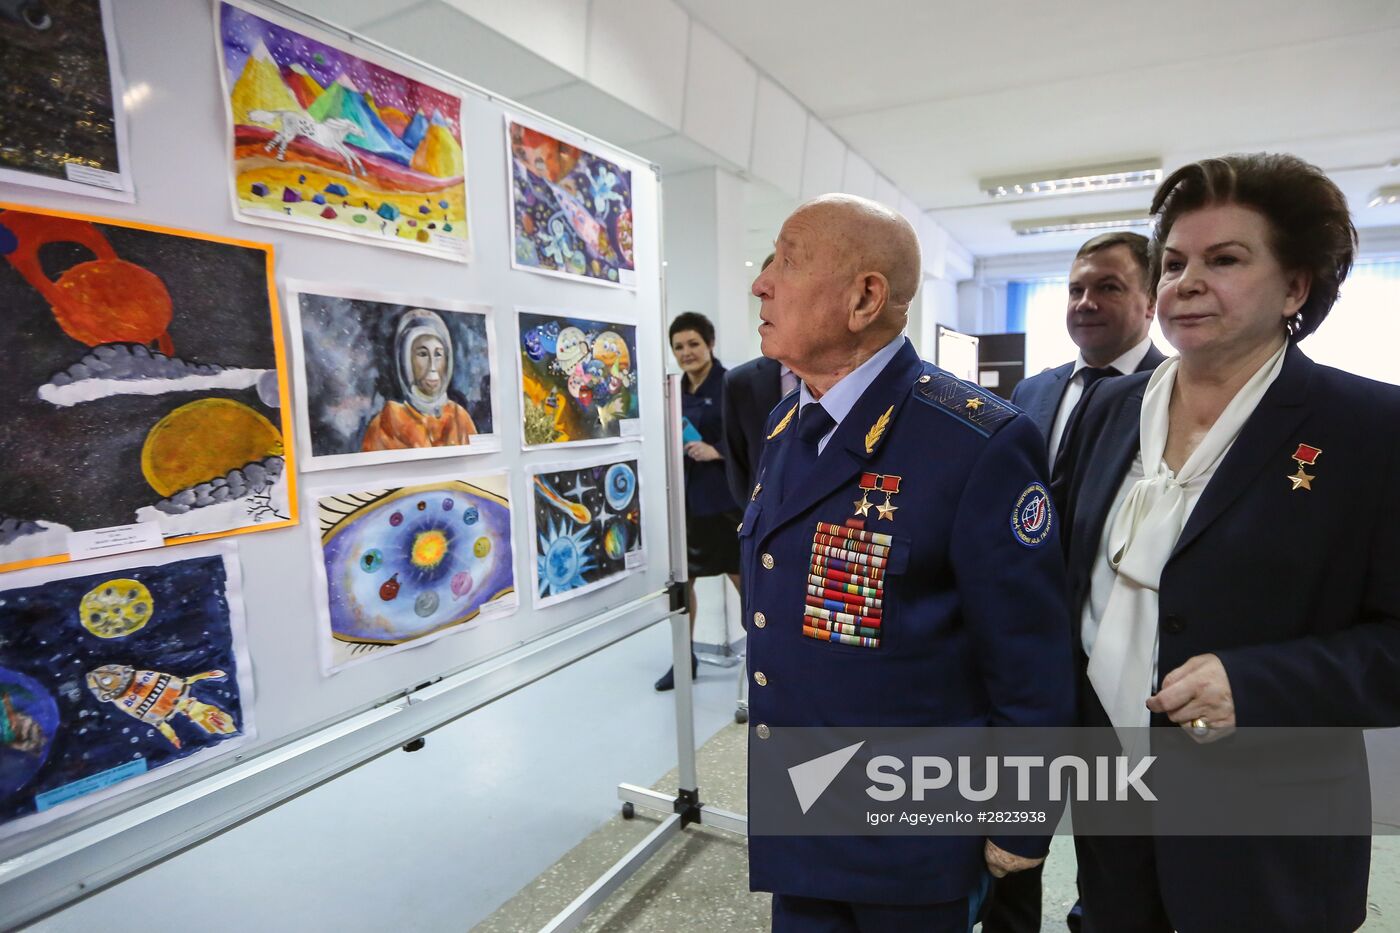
[742,194,1074,932]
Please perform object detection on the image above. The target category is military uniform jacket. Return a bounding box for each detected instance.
[742,339,1075,906]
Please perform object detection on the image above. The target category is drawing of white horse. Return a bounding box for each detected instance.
[246,109,365,176]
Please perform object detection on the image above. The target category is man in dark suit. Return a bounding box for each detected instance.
[1009,232,1167,466]
[990,232,1163,932]
[724,255,799,506]
[722,354,796,506]
[743,193,1073,931]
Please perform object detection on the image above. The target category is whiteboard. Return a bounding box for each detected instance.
[0,0,670,867]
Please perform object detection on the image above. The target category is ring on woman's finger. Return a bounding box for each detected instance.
[1189,717,1210,737]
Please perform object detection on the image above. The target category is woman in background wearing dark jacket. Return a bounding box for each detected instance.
[657,311,742,691]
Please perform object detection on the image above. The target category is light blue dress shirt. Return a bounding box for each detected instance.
[796,335,906,454]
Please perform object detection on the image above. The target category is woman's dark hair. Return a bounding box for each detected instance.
[669,311,715,347]
[1149,153,1356,340]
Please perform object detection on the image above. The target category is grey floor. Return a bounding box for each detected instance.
[22,621,1400,932]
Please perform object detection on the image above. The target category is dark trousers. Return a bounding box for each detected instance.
[979,863,1041,933]
[772,884,984,933]
[1074,834,1173,933]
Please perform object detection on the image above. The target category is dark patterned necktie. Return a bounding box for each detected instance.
[779,403,835,502]
[1079,366,1120,388]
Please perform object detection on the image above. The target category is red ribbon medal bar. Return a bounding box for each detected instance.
[1289,443,1321,491]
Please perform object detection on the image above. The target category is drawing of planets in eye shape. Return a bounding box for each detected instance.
[79,579,154,639]
[411,530,449,569]
[442,498,454,511]
[360,549,383,573]
[380,574,401,601]
[473,536,491,559]
[414,590,439,617]
[462,506,479,525]
[451,571,473,599]
[390,512,403,527]
[605,463,636,511]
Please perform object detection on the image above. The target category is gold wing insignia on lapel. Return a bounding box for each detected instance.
[864,405,894,454]
[767,403,798,440]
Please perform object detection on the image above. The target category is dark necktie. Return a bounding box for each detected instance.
[1079,366,1120,389]
[780,403,835,502]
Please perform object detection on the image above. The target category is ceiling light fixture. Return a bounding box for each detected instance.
[1011,210,1152,237]
[1367,185,1400,208]
[981,159,1163,200]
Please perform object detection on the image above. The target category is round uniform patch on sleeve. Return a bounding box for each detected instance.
[1011,482,1053,548]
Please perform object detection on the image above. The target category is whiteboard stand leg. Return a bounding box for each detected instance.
[543,584,747,931]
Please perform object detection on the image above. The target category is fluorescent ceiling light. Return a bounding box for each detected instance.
[1012,211,1152,237]
[1368,185,1400,208]
[981,159,1163,199]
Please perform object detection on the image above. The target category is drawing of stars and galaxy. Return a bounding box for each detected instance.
[0,552,247,833]
[508,119,635,287]
[531,459,642,608]
[317,476,516,673]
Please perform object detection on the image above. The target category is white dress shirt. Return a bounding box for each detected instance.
[1048,335,1156,460]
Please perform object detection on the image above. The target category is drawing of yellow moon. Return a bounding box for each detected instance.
[141,398,283,497]
[79,578,154,638]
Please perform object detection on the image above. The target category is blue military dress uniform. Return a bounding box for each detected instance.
[741,339,1075,910]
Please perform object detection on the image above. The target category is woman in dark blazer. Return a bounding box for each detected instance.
[1054,153,1400,933]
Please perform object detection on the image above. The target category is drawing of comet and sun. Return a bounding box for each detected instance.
[529,458,643,608]
[0,204,296,573]
[0,548,250,835]
[315,475,516,673]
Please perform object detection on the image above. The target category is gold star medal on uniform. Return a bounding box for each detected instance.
[1289,443,1321,491]
[964,397,984,411]
[854,472,879,517]
[874,474,901,520]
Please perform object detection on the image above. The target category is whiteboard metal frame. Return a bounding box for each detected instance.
[0,589,677,930]
[0,1,689,927]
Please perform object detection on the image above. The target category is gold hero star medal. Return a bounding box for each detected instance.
[1289,443,1321,491]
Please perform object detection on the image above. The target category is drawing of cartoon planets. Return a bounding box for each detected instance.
[0,667,60,801]
[592,331,630,373]
[78,578,154,638]
[554,326,589,371]
[603,520,628,561]
[604,463,636,511]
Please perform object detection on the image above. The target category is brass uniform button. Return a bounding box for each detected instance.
[761,553,775,570]
[753,611,766,628]
[754,671,768,686]
[919,374,932,383]
[756,723,771,739]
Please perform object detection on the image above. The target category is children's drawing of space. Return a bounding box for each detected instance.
[0,205,296,573]
[530,458,643,608]
[508,117,634,287]
[0,547,251,837]
[218,0,470,261]
[316,476,516,673]
[518,310,639,448]
[289,285,497,471]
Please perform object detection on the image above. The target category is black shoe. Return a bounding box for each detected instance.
[654,654,699,692]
